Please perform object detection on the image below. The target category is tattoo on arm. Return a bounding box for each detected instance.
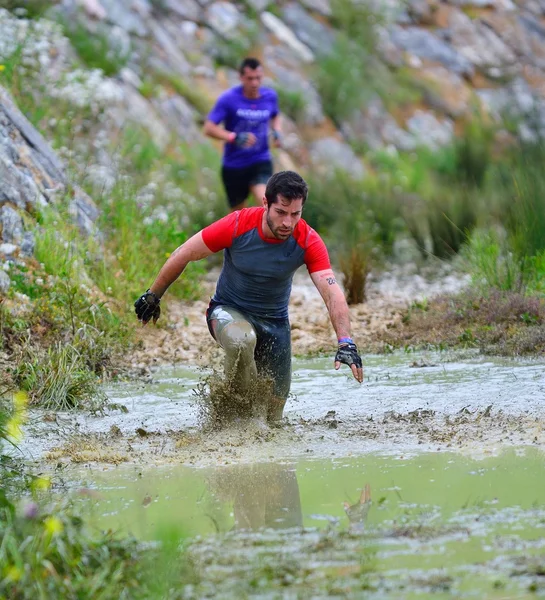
[326,277,336,285]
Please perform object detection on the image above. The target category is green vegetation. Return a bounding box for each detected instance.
[1,0,55,19]
[274,87,307,122]
[315,0,423,124]
[60,21,130,77]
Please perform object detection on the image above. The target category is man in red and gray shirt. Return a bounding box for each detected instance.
[135,171,363,421]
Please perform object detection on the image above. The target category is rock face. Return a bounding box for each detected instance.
[0,84,101,261]
[0,0,544,260]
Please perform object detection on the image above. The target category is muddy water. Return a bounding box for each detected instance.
[30,351,545,597]
[70,448,545,598]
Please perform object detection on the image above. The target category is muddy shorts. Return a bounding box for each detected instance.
[206,302,292,399]
[221,160,273,208]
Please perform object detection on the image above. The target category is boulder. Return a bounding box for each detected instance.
[20,231,35,257]
[152,95,203,142]
[264,64,325,125]
[389,25,474,76]
[1,205,23,244]
[309,137,366,179]
[300,0,332,16]
[97,0,150,36]
[161,0,202,20]
[406,110,454,148]
[341,96,417,151]
[261,12,315,63]
[281,3,335,55]
[0,269,10,294]
[445,10,518,78]
[69,189,101,237]
[246,0,271,11]
[148,20,192,76]
[205,1,242,38]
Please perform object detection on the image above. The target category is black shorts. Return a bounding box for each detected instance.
[221,160,273,208]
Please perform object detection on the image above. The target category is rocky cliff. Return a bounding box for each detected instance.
[1,0,545,279]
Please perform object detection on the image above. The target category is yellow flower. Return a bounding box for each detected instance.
[13,391,28,410]
[4,565,22,582]
[0,65,5,72]
[164,252,171,258]
[33,476,51,491]
[44,516,63,535]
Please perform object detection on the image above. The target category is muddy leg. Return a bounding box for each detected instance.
[209,306,258,395]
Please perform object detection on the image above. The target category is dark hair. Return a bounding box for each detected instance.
[265,171,309,207]
[239,57,262,74]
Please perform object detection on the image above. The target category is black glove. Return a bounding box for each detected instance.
[134,289,161,324]
[335,339,362,369]
[233,132,252,147]
[270,129,282,145]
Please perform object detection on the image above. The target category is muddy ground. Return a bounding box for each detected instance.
[130,263,468,370]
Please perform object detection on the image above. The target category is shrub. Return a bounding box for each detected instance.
[339,245,372,304]
[462,229,522,292]
[14,343,105,411]
[274,87,307,122]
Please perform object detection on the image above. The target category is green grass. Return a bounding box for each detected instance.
[274,87,307,122]
[2,0,55,18]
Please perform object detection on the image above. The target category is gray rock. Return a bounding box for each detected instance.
[1,205,23,244]
[445,10,517,78]
[162,0,202,20]
[148,20,192,76]
[281,3,335,55]
[246,0,271,11]
[0,86,65,184]
[264,64,324,125]
[0,269,9,293]
[0,244,17,256]
[152,95,202,142]
[446,0,515,8]
[205,1,242,38]
[389,26,474,76]
[20,231,35,257]
[341,96,417,151]
[107,84,170,149]
[261,12,315,63]
[69,189,100,237]
[406,110,454,149]
[309,137,366,179]
[98,0,150,36]
[300,0,331,16]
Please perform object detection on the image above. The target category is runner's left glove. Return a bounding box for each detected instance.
[335,338,362,370]
[134,289,161,324]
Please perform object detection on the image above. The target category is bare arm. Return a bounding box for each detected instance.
[310,269,351,339]
[203,120,233,142]
[311,268,363,383]
[150,231,214,298]
[270,114,281,134]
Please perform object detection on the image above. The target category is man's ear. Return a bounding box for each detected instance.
[261,196,268,209]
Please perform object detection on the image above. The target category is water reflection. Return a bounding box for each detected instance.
[204,462,373,533]
[206,463,303,531]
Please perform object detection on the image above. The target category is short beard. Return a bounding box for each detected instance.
[266,211,290,240]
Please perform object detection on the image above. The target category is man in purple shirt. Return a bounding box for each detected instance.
[204,57,282,212]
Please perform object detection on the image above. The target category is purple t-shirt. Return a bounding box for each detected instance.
[207,85,279,169]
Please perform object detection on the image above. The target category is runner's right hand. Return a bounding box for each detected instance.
[134,290,161,325]
[233,132,256,148]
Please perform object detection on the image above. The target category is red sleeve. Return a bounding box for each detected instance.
[202,212,239,252]
[304,229,331,273]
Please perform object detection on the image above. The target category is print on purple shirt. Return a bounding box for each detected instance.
[207,85,279,169]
